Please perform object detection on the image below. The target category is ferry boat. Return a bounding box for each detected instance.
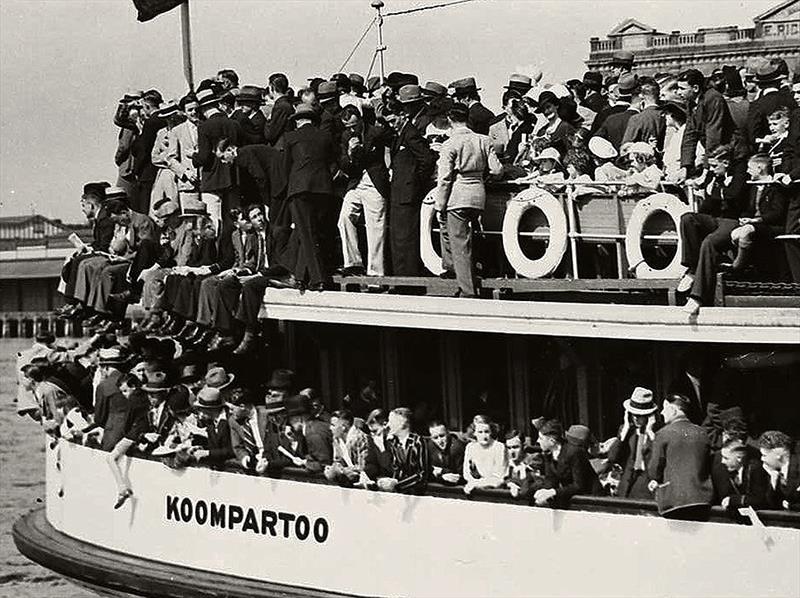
[11,1,800,596]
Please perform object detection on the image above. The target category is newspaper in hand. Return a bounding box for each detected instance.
[67,232,89,251]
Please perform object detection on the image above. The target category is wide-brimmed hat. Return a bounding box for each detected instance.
[204,366,234,390]
[451,77,481,95]
[317,81,338,101]
[195,386,224,411]
[421,81,448,97]
[535,90,560,113]
[532,147,562,165]
[196,87,220,108]
[290,103,321,123]
[266,368,295,391]
[97,346,129,366]
[588,136,618,160]
[504,73,533,94]
[755,61,783,84]
[623,386,657,415]
[142,378,172,394]
[617,73,639,95]
[397,84,424,103]
[610,50,634,67]
[237,85,264,105]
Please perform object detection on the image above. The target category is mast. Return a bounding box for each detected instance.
[371,0,386,84]
[180,1,195,91]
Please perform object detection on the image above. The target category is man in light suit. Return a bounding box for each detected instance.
[647,394,713,519]
[167,93,200,209]
[435,103,502,297]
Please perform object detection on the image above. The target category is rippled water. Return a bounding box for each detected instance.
[0,338,95,598]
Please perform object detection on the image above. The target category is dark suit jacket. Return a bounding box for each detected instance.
[194,112,242,192]
[747,185,788,229]
[320,103,345,151]
[228,406,275,463]
[366,431,393,480]
[543,442,601,506]
[590,103,628,136]
[468,102,495,135]
[582,91,609,116]
[233,108,266,146]
[596,109,637,151]
[607,429,654,498]
[535,119,577,158]
[340,123,392,200]
[647,416,713,515]
[622,105,666,151]
[235,144,288,207]
[303,419,333,472]
[390,119,436,205]
[698,166,748,219]
[91,206,115,252]
[427,434,466,480]
[682,88,737,171]
[203,417,234,465]
[264,96,295,148]
[711,450,769,510]
[746,88,798,150]
[132,115,166,183]
[284,123,336,198]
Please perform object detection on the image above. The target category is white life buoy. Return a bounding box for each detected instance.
[501,187,568,279]
[625,193,690,279]
[420,191,445,276]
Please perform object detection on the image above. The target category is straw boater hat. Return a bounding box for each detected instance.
[103,186,129,204]
[451,77,481,95]
[421,81,448,97]
[504,73,533,95]
[142,378,172,394]
[623,387,657,416]
[204,366,235,390]
[532,147,562,165]
[196,87,220,108]
[154,100,179,118]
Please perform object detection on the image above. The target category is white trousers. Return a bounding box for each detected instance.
[337,185,386,275]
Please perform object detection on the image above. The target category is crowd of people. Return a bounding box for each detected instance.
[53,52,800,352]
[15,327,800,519]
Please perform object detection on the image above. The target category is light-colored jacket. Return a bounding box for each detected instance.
[167,120,199,192]
[435,126,502,211]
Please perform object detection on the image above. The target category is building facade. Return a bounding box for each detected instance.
[586,0,800,75]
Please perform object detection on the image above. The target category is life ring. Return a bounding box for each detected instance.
[625,193,690,279]
[501,187,568,279]
[420,191,445,276]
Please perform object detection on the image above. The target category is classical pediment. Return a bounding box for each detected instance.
[754,0,800,23]
[608,18,657,37]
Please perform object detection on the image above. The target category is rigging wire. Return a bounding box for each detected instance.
[383,0,477,18]
[365,46,380,80]
[337,16,377,73]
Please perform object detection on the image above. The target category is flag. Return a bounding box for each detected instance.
[132,0,184,22]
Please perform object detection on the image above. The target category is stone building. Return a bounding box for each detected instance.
[586,0,800,75]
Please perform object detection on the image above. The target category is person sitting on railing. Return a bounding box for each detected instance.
[504,429,545,501]
[619,142,663,196]
[85,347,131,452]
[324,409,372,488]
[379,407,429,495]
[712,438,771,516]
[727,154,788,272]
[427,420,466,486]
[605,387,658,500]
[462,415,508,496]
[647,394,713,520]
[533,419,601,508]
[677,144,748,314]
[757,431,800,511]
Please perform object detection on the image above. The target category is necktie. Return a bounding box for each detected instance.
[633,433,646,471]
[239,421,257,454]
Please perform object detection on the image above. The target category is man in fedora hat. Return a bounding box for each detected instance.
[264,73,295,148]
[389,85,436,276]
[504,73,533,98]
[451,77,494,135]
[193,87,243,233]
[746,60,797,152]
[233,85,267,145]
[284,103,337,290]
[609,50,634,78]
[337,105,392,277]
[189,386,234,467]
[606,387,658,499]
[285,394,333,473]
[397,83,431,134]
[435,102,502,297]
[317,80,345,149]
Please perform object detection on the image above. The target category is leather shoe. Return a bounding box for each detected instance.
[341,265,366,277]
[208,335,236,352]
[233,335,259,355]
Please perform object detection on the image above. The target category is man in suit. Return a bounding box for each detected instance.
[712,438,771,513]
[452,77,494,135]
[337,106,392,276]
[193,87,242,233]
[390,85,437,276]
[228,386,279,471]
[167,93,201,208]
[534,420,601,508]
[131,90,166,214]
[283,104,337,290]
[647,394,713,519]
[264,73,294,148]
[581,71,609,115]
[757,430,800,511]
[776,106,800,281]
[595,73,640,151]
[381,407,429,494]
[621,77,666,153]
[190,387,234,468]
[427,420,466,485]
[324,409,371,486]
[435,102,502,297]
[232,85,266,146]
[606,387,658,499]
[678,69,739,182]
[286,395,333,473]
[745,60,797,153]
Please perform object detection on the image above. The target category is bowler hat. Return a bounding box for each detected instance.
[237,85,264,105]
[196,87,220,107]
[451,77,481,95]
[583,71,603,89]
[421,81,448,97]
[195,386,224,411]
[610,50,634,67]
[623,386,657,415]
[317,81,338,100]
[504,73,533,94]
[290,103,320,123]
[616,73,639,95]
[204,366,235,390]
[397,84,424,103]
[267,368,295,390]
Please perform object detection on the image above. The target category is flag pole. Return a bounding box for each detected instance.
[371,0,386,84]
[180,1,195,91]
